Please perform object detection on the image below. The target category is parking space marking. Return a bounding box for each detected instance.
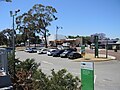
[42,61,54,65]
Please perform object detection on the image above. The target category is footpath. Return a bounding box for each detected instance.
[74,48,117,62]
[74,53,116,62]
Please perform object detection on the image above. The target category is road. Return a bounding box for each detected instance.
[16,51,120,90]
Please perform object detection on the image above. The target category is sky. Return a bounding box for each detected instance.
[0,0,120,39]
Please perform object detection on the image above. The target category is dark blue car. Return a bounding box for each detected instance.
[52,49,65,57]
[68,52,82,59]
[60,49,74,58]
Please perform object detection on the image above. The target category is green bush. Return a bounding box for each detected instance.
[8,58,81,90]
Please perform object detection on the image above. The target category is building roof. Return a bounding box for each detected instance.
[65,39,76,41]
[48,34,66,41]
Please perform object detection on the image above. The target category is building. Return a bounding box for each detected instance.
[91,39,120,50]
[48,34,67,46]
[48,35,83,47]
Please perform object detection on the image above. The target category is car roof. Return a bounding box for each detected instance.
[49,48,57,51]
[70,51,79,54]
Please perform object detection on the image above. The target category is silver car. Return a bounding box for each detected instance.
[37,48,48,54]
[47,49,57,56]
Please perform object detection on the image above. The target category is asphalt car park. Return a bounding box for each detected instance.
[16,50,82,76]
[16,50,120,90]
[24,47,81,59]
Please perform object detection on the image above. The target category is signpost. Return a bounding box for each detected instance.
[81,45,85,57]
[81,62,94,90]
[94,36,98,58]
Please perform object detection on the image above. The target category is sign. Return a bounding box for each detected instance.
[81,45,85,57]
[94,36,98,58]
[81,62,94,90]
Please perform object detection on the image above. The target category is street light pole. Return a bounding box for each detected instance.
[56,26,58,44]
[56,26,62,47]
[10,9,20,78]
[106,39,108,58]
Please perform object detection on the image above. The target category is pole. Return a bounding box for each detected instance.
[10,9,20,79]
[94,36,98,58]
[12,15,16,78]
[106,39,108,58]
[55,26,62,47]
[56,26,58,47]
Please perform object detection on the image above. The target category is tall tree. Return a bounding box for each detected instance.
[16,4,57,48]
[0,28,13,46]
[90,33,106,43]
[0,31,7,45]
[5,0,11,2]
[16,13,35,47]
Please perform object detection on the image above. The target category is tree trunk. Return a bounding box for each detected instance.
[34,38,36,47]
[44,29,48,48]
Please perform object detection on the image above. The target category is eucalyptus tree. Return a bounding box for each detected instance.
[0,28,13,46]
[5,0,11,2]
[16,34,24,45]
[3,29,13,46]
[16,4,57,48]
[16,13,35,47]
[0,31,7,45]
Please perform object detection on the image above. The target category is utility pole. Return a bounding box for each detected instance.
[10,9,20,78]
[94,35,99,58]
[56,26,63,47]
[106,39,108,58]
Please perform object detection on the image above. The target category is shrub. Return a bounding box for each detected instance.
[8,58,81,90]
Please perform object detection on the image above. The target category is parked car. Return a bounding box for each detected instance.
[57,45,64,50]
[25,48,32,53]
[60,49,74,58]
[24,48,31,52]
[37,48,48,54]
[47,49,58,56]
[24,47,37,53]
[31,47,37,53]
[52,49,65,57]
[68,52,82,59]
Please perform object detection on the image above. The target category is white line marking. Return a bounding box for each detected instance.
[94,75,97,84]
[42,61,53,65]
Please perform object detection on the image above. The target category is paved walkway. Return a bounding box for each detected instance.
[74,48,119,62]
[74,53,115,62]
[86,49,120,60]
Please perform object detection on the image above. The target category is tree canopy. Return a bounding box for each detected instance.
[16,4,57,48]
[0,28,13,46]
[0,0,11,2]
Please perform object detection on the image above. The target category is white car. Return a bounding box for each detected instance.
[47,49,57,56]
[24,48,31,52]
[37,48,48,54]
[24,47,37,53]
